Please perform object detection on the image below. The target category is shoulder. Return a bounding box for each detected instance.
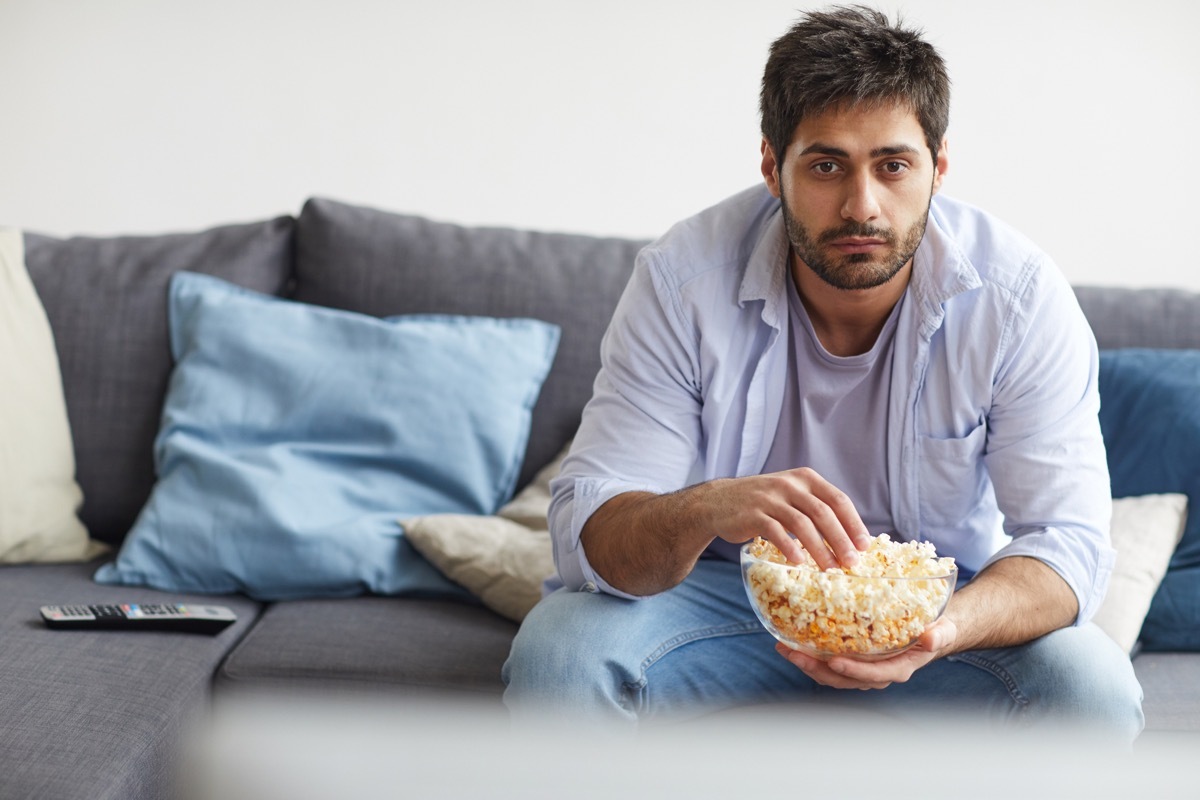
[928,196,1089,366]
[928,195,1065,301]
[640,184,781,287]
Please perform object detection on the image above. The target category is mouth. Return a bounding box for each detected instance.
[828,237,889,256]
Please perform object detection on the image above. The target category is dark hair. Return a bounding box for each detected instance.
[760,5,950,163]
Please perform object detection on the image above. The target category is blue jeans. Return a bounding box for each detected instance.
[502,559,1144,741]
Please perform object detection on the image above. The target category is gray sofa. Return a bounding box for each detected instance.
[3,197,1197,799]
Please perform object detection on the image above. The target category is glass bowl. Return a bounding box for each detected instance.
[740,540,957,661]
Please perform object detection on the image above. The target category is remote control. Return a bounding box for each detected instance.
[40,603,237,634]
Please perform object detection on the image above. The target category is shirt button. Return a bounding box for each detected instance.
[581,582,598,593]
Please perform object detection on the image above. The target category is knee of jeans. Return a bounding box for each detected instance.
[1021,629,1145,741]
[502,592,634,698]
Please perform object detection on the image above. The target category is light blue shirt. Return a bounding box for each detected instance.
[548,184,1114,625]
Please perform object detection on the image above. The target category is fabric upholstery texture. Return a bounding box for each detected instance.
[1133,652,1200,732]
[95,272,559,600]
[291,197,645,492]
[23,218,295,546]
[0,229,105,563]
[1098,348,1200,651]
[1074,286,1200,350]
[218,597,518,694]
[0,560,261,800]
[1091,494,1188,653]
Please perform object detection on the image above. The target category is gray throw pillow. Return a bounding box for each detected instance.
[23,217,295,546]
[292,197,644,491]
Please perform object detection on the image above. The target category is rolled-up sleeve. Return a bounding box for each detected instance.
[980,264,1115,625]
[547,248,707,597]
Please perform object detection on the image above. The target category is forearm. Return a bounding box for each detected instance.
[579,489,714,597]
[943,555,1079,653]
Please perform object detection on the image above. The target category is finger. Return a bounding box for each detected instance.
[793,468,872,556]
[783,511,842,571]
[775,643,892,690]
[824,656,896,687]
[822,487,872,552]
[825,644,937,686]
[915,616,956,656]
[753,517,807,565]
[777,488,858,569]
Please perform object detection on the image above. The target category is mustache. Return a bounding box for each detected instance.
[816,222,895,245]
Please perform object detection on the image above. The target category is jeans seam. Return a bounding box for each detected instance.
[947,651,1030,708]
[621,619,764,700]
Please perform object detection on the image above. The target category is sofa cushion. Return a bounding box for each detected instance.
[291,197,645,488]
[23,217,295,546]
[1098,348,1200,651]
[0,230,106,563]
[95,272,560,601]
[1075,286,1200,350]
[403,442,568,622]
[1133,652,1200,732]
[0,560,261,800]
[217,597,518,695]
[1091,494,1187,653]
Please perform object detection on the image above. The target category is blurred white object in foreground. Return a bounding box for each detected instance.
[179,690,1196,800]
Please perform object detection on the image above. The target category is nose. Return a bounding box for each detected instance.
[841,171,881,223]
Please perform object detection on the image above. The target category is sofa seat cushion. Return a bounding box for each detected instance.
[216,597,518,695]
[23,218,295,546]
[0,560,262,800]
[1133,652,1200,732]
[292,197,646,489]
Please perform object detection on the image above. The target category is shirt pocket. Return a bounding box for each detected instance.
[917,421,989,528]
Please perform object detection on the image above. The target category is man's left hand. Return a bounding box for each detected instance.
[775,616,958,690]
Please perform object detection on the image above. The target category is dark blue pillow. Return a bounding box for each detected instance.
[1098,349,1200,651]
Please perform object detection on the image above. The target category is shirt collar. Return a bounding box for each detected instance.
[910,198,983,337]
[738,208,790,329]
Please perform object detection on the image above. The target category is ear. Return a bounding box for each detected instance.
[931,137,949,195]
[761,138,782,198]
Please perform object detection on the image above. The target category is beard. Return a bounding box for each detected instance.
[780,193,931,291]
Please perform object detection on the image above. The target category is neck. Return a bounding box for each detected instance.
[791,258,911,357]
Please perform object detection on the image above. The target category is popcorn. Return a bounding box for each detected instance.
[743,534,956,658]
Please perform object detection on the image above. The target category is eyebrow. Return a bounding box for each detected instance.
[798,143,922,158]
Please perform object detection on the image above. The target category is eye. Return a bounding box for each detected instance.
[812,161,840,176]
[881,161,909,175]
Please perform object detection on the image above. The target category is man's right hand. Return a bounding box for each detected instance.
[579,467,872,596]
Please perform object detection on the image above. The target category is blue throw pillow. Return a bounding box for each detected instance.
[1098,348,1200,651]
[95,272,560,600]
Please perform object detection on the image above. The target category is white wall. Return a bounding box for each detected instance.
[3,0,1197,289]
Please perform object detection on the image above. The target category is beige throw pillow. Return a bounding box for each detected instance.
[0,229,107,563]
[1091,493,1188,653]
[402,443,568,622]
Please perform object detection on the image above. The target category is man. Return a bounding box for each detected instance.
[503,5,1142,739]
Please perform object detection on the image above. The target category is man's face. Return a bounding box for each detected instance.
[761,103,948,292]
